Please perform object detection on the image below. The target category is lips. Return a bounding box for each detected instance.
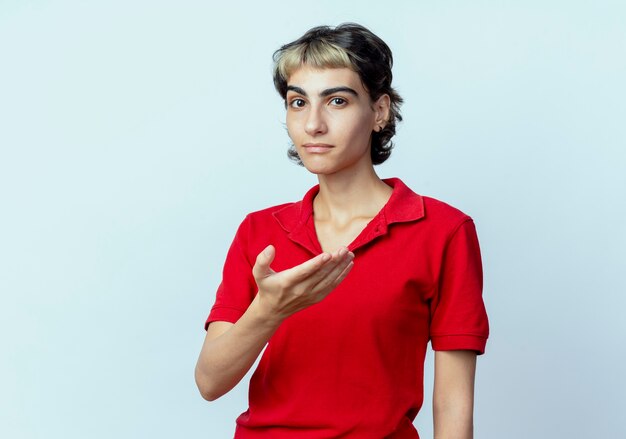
[302,143,333,153]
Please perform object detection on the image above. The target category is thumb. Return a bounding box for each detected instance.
[253,245,275,279]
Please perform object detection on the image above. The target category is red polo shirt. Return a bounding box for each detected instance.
[206,178,489,438]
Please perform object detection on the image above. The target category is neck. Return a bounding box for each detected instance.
[314,166,392,222]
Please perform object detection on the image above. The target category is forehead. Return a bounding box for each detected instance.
[286,66,366,94]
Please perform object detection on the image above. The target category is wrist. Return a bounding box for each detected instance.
[249,294,285,331]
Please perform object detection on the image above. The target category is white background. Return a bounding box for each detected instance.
[1,1,625,438]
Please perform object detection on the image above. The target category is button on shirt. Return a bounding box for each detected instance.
[206,178,489,438]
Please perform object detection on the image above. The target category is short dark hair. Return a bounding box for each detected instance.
[273,23,403,165]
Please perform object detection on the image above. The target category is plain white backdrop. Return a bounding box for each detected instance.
[1,1,625,438]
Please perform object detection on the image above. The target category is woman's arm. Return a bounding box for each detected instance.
[433,350,477,439]
[194,302,278,402]
[195,245,354,401]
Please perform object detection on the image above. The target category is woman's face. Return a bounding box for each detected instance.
[285,66,389,176]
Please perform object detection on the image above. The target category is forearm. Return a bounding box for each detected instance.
[194,296,282,401]
[433,399,473,439]
[433,350,477,439]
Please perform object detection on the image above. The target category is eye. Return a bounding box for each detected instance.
[289,98,306,109]
[330,97,347,106]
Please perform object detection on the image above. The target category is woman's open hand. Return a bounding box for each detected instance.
[252,245,354,322]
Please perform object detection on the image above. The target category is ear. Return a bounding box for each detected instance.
[373,94,391,132]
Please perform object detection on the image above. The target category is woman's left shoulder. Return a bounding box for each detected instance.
[421,195,473,224]
[390,178,474,232]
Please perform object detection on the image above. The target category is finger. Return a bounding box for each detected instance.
[290,247,349,287]
[283,251,332,282]
[333,260,354,285]
[252,245,276,279]
[310,250,354,292]
[316,261,354,297]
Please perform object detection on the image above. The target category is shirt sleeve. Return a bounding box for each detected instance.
[205,215,258,330]
[429,218,490,354]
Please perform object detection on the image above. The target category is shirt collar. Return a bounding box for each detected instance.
[272,178,425,254]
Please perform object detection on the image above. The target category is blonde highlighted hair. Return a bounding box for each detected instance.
[273,23,403,165]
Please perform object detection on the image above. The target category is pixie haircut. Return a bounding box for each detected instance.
[273,23,403,165]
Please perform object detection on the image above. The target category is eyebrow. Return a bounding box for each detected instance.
[286,85,359,98]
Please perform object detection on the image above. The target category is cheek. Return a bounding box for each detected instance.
[285,117,295,140]
[285,113,301,138]
[342,114,375,145]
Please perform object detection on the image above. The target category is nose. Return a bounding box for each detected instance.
[304,105,327,136]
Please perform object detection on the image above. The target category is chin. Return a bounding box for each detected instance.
[299,155,332,175]
[302,163,335,175]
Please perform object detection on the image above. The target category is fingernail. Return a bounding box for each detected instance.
[321,253,331,262]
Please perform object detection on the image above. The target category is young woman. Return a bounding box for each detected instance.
[195,23,489,439]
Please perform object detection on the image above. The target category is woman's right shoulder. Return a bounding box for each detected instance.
[229,201,299,254]
[249,201,296,217]
[237,201,299,231]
